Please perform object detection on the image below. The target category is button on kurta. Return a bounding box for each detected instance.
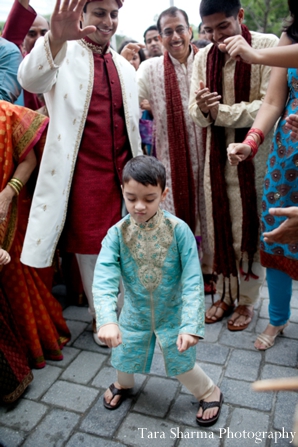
[274,192,280,200]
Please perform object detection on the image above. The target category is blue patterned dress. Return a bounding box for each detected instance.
[93,208,205,377]
[260,68,298,279]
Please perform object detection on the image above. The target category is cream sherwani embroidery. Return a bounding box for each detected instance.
[17,34,142,268]
[137,48,209,253]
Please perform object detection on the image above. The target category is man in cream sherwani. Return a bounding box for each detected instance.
[18,0,142,345]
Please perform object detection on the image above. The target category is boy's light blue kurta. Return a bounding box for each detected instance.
[93,208,205,377]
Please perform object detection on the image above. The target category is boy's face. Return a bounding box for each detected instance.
[122,179,168,224]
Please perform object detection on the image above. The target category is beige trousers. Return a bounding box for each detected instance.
[216,260,265,307]
[118,363,215,401]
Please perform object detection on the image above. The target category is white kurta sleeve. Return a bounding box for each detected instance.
[18,32,67,93]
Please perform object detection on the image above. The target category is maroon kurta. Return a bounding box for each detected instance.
[2,0,43,110]
[65,39,131,254]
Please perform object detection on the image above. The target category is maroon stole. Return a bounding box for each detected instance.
[163,46,198,233]
[205,25,259,284]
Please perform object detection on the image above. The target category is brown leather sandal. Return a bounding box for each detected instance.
[227,305,254,331]
[205,299,234,324]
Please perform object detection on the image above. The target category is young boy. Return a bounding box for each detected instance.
[92,155,223,426]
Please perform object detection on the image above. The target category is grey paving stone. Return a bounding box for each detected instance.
[116,413,176,447]
[225,349,262,382]
[220,378,273,411]
[0,400,48,432]
[178,429,220,447]
[0,427,25,447]
[168,393,229,430]
[273,392,298,433]
[66,320,89,345]
[204,322,223,343]
[260,286,269,299]
[289,308,298,323]
[63,305,92,322]
[66,433,127,447]
[261,364,298,380]
[224,408,270,447]
[181,363,223,394]
[220,329,257,350]
[61,351,107,384]
[150,353,166,376]
[196,343,230,365]
[24,365,62,400]
[42,381,98,413]
[259,300,269,318]
[80,391,132,437]
[46,346,81,368]
[91,366,117,389]
[265,338,298,367]
[270,436,297,447]
[133,376,178,417]
[22,409,80,447]
[73,330,111,353]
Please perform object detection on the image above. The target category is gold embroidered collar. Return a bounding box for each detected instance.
[81,37,110,55]
[131,208,163,231]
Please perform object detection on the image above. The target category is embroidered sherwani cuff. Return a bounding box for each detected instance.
[44,33,68,69]
[189,105,213,128]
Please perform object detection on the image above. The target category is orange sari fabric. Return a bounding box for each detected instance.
[0,101,71,368]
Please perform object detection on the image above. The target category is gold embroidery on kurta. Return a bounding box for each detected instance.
[121,209,174,292]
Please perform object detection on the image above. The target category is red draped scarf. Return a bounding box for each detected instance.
[164,45,198,233]
[205,25,259,281]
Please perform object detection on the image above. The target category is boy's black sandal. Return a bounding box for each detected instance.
[103,383,132,410]
[196,392,223,427]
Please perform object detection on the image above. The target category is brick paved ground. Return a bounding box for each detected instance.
[0,281,297,447]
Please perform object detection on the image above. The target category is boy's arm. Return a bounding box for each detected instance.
[176,222,205,339]
[92,227,121,331]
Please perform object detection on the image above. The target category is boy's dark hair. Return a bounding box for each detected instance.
[122,156,166,191]
[157,7,190,34]
[200,0,241,19]
[143,25,158,43]
[284,0,298,42]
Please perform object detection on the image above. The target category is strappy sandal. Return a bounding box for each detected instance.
[205,299,234,324]
[254,322,289,351]
[103,383,132,410]
[196,392,223,427]
[227,305,254,331]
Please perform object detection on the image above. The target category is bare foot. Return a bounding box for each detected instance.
[196,385,221,421]
[228,305,254,328]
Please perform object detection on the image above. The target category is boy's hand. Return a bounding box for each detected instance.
[0,249,11,265]
[177,334,199,353]
[98,324,122,348]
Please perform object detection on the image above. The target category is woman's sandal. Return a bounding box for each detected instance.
[205,299,234,324]
[254,322,289,351]
[103,383,132,410]
[196,392,224,427]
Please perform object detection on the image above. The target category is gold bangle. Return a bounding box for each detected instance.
[8,180,22,193]
[7,181,20,196]
[10,177,24,188]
